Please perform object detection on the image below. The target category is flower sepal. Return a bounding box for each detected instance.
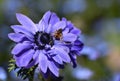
[8,58,36,80]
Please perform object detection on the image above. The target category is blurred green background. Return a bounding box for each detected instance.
[0,0,120,81]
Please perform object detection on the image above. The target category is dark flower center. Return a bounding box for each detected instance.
[40,33,50,44]
[34,32,54,49]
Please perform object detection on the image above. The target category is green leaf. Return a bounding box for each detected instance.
[16,66,37,80]
[8,58,17,72]
[8,58,37,80]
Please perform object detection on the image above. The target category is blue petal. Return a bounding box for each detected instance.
[38,19,47,32]
[70,27,81,35]
[48,61,59,77]
[8,33,26,42]
[45,24,52,33]
[11,42,32,55]
[52,21,66,32]
[71,46,82,51]
[53,46,70,63]
[62,18,73,30]
[11,25,34,41]
[40,11,60,33]
[63,33,77,42]
[71,40,83,52]
[38,51,48,73]
[42,11,52,24]
[49,13,60,25]
[69,53,77,68]
[62,17,67,22]
[14,49,34,67]
[33,50,39,64]
[53,55,63,64]
[66,21,74,29]
[16,13,38,32]
[26,60,36,68]
[62,28,69,35]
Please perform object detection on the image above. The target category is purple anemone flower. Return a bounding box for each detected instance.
[8,11,83,77]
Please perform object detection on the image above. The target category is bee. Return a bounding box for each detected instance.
[54,29,63,40]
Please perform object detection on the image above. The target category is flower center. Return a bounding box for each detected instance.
[34,32,54,49]
[40,33,50,44]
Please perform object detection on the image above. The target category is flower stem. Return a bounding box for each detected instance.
[29,77,33,81]
[38,74,45,81]
[28,67,35,81]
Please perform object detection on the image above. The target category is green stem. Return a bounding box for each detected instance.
[41,76,45,81]
[29,77,33,81]
[38,74,45,81]
[28,67,35,81]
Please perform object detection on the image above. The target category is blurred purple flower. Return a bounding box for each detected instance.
[112,73,120,81]
[10,69,27,81]
[72,66,93,80]
[8,11,83,77]
[0,67,7,81]
[80,46,99,60]
[80,35,108,60]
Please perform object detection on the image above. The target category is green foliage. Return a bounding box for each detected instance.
[77,57,112,81]
[16,66,36,80]
[8,58,36,80]
[8,58,17,72]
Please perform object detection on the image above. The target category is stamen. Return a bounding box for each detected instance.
[34,31,54,49]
